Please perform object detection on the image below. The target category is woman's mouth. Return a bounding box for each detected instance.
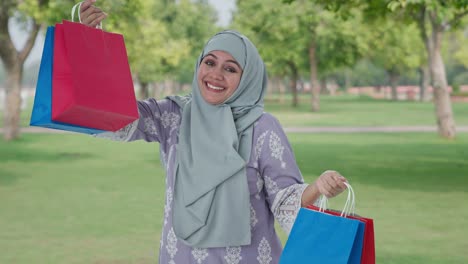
[206,82,225,92]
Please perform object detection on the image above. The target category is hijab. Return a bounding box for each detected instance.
[168,30,267,248]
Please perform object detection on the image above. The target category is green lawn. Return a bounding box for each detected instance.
[265,94,468,127]
[1,133,467,263]
[2,93,468,128]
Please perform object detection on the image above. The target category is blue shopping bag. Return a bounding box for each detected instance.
[280,207,365,264]
[30,26,104,134]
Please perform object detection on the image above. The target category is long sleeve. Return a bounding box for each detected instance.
[254,113,310,235]
[94,98,181,143]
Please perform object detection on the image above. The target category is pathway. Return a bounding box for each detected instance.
[2,126,468,134]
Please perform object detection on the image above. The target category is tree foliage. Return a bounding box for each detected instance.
[0,0,219,140]
[235,0,367,109]
[158,0,220,83]
[366,18,424,80]
[291,0,467,138]
[236,0,366,76]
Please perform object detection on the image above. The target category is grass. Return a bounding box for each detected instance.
[1,133,468,263]
[0,135,164,263]
[2,93,468,128]
[265,94,468,126]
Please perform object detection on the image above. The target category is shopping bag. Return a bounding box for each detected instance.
[357,217,374,264]
[51,20,138,131]
[280,183,365,264]
[280,208,364,264]
[307,205,375,264]
[29,26,105,134]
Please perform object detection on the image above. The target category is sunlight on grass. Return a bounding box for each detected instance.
[1,133,468,263]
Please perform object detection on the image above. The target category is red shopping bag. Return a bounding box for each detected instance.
[307,204,375,264]
[52,20,138,131]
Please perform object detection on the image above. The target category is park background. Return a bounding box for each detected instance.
[1,0,468,263]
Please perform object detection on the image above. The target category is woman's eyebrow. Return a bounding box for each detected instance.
[204,53,242,69]
[227,60,242,69]
[204,53,217,59]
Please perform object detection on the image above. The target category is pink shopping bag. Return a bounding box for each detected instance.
[52,20,138,131]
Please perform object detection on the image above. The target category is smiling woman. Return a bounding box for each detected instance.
[197,51,243,105]
[78,1,349,263]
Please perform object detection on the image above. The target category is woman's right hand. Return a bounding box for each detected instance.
[79,0,107,27]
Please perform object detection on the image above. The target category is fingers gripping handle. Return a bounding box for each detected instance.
[71,1,103,29]
[317,182,356,217]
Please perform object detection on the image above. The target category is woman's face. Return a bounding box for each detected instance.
[197,50,243,105]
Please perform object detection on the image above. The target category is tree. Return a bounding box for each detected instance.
[233,0,308,107]
[296,0,467,138]
[0,0,46,141]
[305,6,366,108]
[389,0,467,138]
[235,0,365,110]
[160,0,220,85]
[366,19,423,100]
[118,0,189,99]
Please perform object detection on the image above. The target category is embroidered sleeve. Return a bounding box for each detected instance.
[271,183,308,234]
[255,113,309,234]
[94,98,180,143]
[94,118,139,142]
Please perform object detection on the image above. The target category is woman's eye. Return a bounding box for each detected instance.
[225,66,237,73]
[204,60,215,66]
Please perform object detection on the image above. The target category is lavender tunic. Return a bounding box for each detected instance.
[97,98,308,264]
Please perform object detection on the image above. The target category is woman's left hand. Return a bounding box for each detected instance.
[301,170,348,207]
[314,170,348,198]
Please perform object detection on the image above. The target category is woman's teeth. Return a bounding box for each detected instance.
[207,83,224,90]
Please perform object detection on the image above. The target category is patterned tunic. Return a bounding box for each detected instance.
[97,98,309,264]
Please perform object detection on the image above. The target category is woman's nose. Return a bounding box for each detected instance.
[211,66,224,80]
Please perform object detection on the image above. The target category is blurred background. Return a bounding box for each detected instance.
[1,0,467,263]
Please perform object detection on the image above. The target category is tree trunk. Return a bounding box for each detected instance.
[418,65,430,101]
[269,77,282,101]
[418,8,456,139]
[164,79,174,96]
[288,62,298,107]
[430,33,456,138]
[279,78,286,104]
[153,82,161,99]
[140,81,149,99]
[320,78,327,94]
[428,17,456,139]
[4,66,22,141]
[344,69,351,91]
[267,77,275,96]
[309,41,320,112]
[389,70,399,101]
[0,11,40,140]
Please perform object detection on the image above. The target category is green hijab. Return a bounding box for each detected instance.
[168,30,267,248]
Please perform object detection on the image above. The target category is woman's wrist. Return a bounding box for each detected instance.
[301,182,321,207]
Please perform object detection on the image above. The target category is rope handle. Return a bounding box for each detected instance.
[71,1,103,29]
[317,182,355,217]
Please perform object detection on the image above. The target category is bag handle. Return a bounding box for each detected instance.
[71,1,103,29]
[317,182,355,217]
[342,182,355,216]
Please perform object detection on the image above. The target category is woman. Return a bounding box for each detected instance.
[80,1,348,263]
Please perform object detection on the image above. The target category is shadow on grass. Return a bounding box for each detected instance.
[0,137,96,185]
[0,168,22,185]
[376,252,465,264]
[293,140,468,193]
[0,145,95,163]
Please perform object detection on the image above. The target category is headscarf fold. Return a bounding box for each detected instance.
[168,30,267,248]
